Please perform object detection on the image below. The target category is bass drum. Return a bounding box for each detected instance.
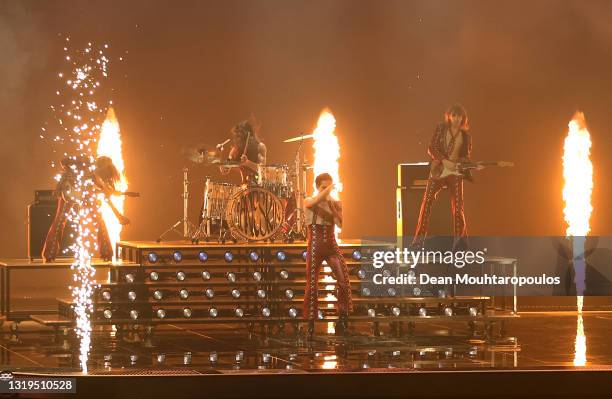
[226,187,284,241]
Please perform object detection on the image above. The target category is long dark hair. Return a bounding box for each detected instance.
[231,116,262,149]
[94,156,120,188]
[444,104,469,130]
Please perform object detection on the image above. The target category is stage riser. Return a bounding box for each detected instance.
[56,241,498,325]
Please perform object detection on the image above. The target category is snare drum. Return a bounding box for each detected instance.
[203,179,239,220]
[257,165,290,197]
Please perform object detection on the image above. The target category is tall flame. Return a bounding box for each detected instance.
[562,112,592,367]
[312,109,342,202]
[311,109,342,334]
[96,107,127,261]
[563,112,593,237]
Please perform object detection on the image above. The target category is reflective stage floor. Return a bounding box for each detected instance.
[1,312,612,398]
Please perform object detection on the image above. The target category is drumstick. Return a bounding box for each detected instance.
[242,131,251,158]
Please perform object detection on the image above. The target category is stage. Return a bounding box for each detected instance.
[1,312,611,398]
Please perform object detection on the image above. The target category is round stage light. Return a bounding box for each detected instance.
[147,252,158,263]
[262,307,271,317]
[129,309,139,320]
[444,307,453,317]
[252,271,262,281]
[156,354,165,364]
[153,290,163,300]
[361,287,371,296]
[249,251,260,262]
[257,289,266,299]
[128,291,137,301]
[125,273,135,283]
[198,251,208,262]
[288,308,298,318]
[357,268,367,279]
[103,309,113,319]
[317,310,324,320]
[276,251,286,261]
[469,307,479,317]
[226,272,236,282]
[412,287,422,296]
[176,271,186,281]
[179,289,189,299]
[173,251,183,262]
[209,307,218,318]
[285,289,294,299]
[235,307,244,317]
[201,270,211,280]
[209,352,218,363]
[224,251,233,263]
[387,287,397,297]
[149,271,159,281]
[183,307,192,318]
[205,288,215,298]
[279,270,289,280]
[418,307,427,317]
[302,250,308,260]
[231,289,241,299]
[352,250,362,260]
[156,309,166,319]
[391,306,401,317]
[102,290,111,301]
[367,308,376,318]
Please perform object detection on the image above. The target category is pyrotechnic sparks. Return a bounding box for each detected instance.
[45,37,118,373]
[562,111,593,367]
[97,107,128,261]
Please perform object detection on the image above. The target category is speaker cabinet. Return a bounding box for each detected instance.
[396,163,452,242]
[27,199,74,260]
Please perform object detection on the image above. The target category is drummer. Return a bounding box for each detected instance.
[221,118,267,185]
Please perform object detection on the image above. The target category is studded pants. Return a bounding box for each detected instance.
[42,197,114,261]
[412,175,467,247]
[303,224,353,320]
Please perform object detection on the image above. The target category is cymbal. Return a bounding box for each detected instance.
[283,133,313,143]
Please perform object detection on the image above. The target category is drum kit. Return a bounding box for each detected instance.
[157,133,313,243]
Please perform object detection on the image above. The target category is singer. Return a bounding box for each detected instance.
[303,173,352,339]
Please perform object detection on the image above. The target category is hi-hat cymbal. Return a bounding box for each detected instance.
[283,133,314,143]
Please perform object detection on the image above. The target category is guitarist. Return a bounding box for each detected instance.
[412,104,476,249]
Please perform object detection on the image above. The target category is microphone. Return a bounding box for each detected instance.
[216,139,231,150]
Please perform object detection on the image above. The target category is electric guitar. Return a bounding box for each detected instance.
[429,160,514,180]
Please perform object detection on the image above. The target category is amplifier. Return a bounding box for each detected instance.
[396,163,452,242]
[27,197,74,260]
[34,189,56,204]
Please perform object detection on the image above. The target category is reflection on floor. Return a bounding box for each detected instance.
[1,312,611,375]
